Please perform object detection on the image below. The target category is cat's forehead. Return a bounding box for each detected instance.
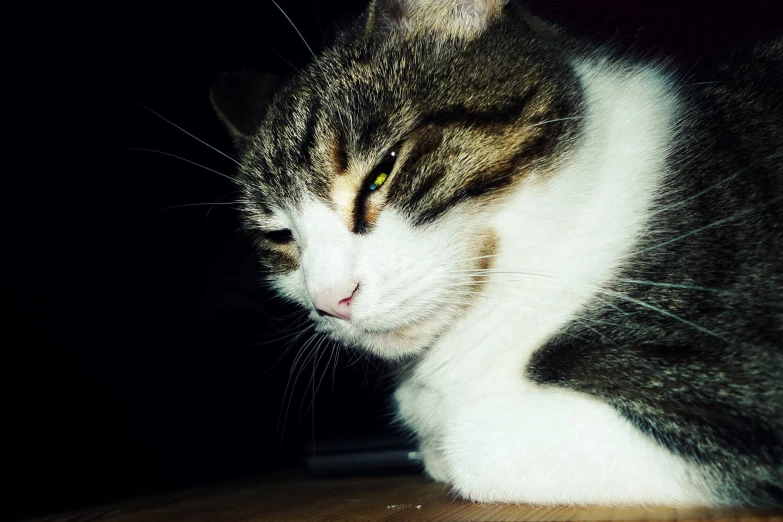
[239,24,580,226]
[241,40,426,199]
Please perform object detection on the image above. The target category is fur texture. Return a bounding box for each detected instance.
[212,0,783,506]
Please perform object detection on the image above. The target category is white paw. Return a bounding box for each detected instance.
[420,443,450,483]
[440,393,711,505]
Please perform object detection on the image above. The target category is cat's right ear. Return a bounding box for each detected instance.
[209,70,282,150]
[365,0,508,38]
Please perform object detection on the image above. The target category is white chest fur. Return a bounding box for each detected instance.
[394,61,714,505]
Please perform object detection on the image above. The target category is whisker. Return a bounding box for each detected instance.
[153,201,239,212]
[267,308,310,325]
[119,148,252,190]
[271,0,317,60]
[257,327,312,348]
[263,45,302,73]
[462,253,501,262]
[269,1,351,131]
[264,324,317,376]
[342,349,365,369]
[439,291,538,311]
[614,278,783,308]
[556,329,606,347]
[635,195,783,255]
[528,116,582,128]
[330,342,340,398]
[439,279,538,289]
[278,331,321,437]
[301,333,330,418]
[134,102,240,165]
[282,334,321,432]
[573,318,621,348]
[206,190,242,219]
[596,288,729,342]
[445,269,556,278]
[289,330,321,376]
[304,339,337,418]
[311,358,316,453]
[651,167,744,217]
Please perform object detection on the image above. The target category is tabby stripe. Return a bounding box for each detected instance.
[419,86,540,128]
[299,98,321,160]
[254,239,299,273]
[384,130,445,217]
[352,190,370,234]
[331,128,349,175]
[414,134,556,225]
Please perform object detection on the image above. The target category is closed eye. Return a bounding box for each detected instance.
[263,228,294,244]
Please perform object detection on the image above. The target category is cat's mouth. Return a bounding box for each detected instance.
[310,311,442,358]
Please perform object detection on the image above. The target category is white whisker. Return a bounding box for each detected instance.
[120,148,253,190]
[615,278,783,307]
[651,167,744,217]
[278,331,321,437]
[596,288,729,341]
[528,116,583,128]
[635,195,783,255]
[135,102,240,165]
[271,0,318,61]
[206,190,242,219]
[154,201,239,212]
[301,334,330,421]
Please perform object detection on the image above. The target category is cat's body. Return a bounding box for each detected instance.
[396,48,783,505]
[212,0,783,506]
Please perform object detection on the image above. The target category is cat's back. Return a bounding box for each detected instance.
[664,35,783,303]
[583,36,783,351]
[694,36,783,166]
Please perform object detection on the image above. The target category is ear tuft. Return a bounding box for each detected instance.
[209,70,283,149]
[367,0,508,38]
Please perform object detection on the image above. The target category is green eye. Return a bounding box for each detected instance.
[367,149,398,192]
[369,172,387,190]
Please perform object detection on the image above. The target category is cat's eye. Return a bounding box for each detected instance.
[264,229,294,244]
[367,149,398,192]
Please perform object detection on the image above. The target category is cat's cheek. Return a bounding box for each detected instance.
[268,270,311,309]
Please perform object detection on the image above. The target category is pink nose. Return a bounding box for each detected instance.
[312,284,357,320]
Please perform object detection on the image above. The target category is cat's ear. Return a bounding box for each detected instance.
[513,5,564,41]
[210,70,283,149]
[366,0,508,38]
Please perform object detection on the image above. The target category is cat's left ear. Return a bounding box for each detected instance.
[210,70,283,150]
[365,0,509,38]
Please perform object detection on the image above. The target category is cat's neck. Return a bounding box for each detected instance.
[408,59,680,392]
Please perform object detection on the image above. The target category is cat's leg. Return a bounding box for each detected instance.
[441,388,713,505]
[395,379,452,483]
[526,343,783,506]
[419,441,450,483]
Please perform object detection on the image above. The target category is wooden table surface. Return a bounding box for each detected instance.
[28,470,783,522]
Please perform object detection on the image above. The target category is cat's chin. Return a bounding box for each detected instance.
[312,315,440,360]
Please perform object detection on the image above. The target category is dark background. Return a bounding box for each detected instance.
[4,1,782,520]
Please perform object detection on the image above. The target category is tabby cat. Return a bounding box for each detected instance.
[210,0,783,506]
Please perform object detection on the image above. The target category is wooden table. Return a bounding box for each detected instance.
[29,470,783,521]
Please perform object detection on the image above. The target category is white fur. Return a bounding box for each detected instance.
[271,60,714,504]
[393,62,714,505]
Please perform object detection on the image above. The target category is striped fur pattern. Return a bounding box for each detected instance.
[212,0,783,507]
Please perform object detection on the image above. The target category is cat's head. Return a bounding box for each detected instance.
[212,0,582,359]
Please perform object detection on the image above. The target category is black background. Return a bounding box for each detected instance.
[5,1,782,520]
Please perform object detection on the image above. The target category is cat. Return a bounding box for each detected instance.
[210,0,783,506]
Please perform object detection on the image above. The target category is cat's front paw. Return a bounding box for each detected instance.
[419,443,450,483]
